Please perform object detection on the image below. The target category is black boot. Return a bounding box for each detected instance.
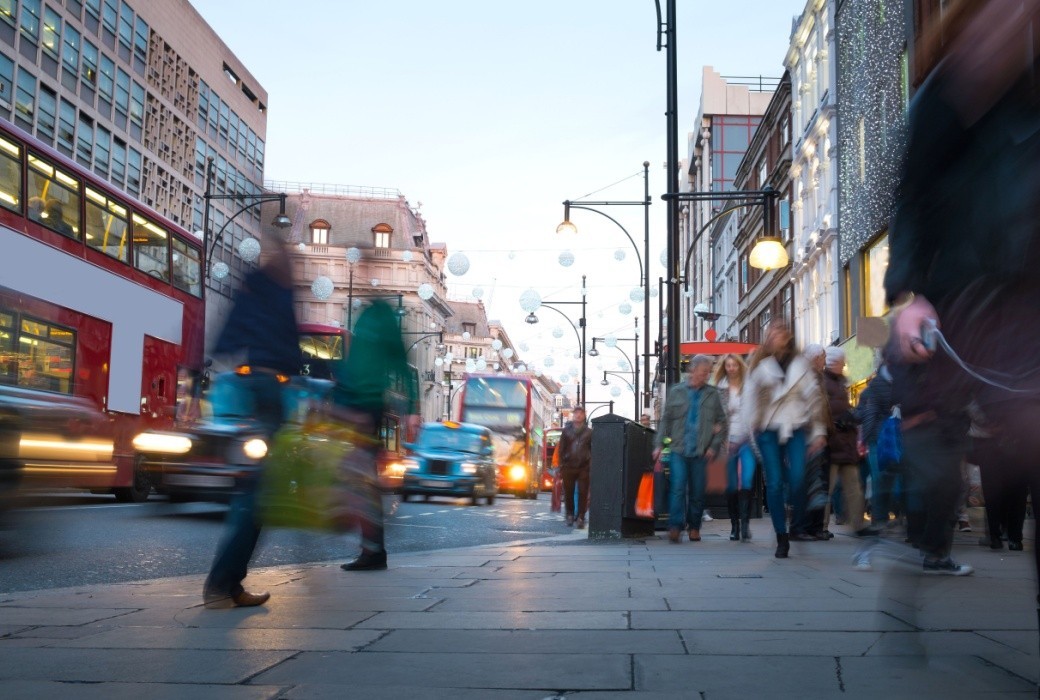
[341,549,387,571]
[775,532,790,559]
[738,489,752,542]
[727,491,740,541]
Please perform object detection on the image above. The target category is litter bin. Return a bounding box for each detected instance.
[588,413,655,539]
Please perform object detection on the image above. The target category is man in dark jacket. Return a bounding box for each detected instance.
[557,406,592,529]
[820,347,867,540]
[856,361,898,530]
[204,236,301,609]
[653,355,727,543]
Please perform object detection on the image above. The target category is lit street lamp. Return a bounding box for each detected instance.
[520,276,587,409]
[557,162,652,409]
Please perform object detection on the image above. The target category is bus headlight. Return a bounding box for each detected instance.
[509,465,526,482]
[387,461,411,475]
[461,462,478,474]
[132,432,192,454]
[242,438,268,460]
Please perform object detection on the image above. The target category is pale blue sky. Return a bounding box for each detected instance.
[192,0,806,414]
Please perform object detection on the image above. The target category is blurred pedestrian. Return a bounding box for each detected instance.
[557,406,592,529]
[333,300,419,571]
[801,343,832,539]
[883,0,1040,575]
[969,404,1027,552]
[654,355,727,544]
[855,358,899,530]
[639,413,652,429]
[203,233,301,609]
[712,353,756,542]
[742,321,826,558]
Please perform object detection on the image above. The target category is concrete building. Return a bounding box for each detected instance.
[835,0,910,386]
[732,72,794,344]
[681,67,774,346]
[786,0,840,349]
[0,0,269,341]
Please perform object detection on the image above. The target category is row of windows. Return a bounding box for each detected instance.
[308,220,396,248]
[0,309,75,394]
[0,132,201,295]
[198,80,264,179]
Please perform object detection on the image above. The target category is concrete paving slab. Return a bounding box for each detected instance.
[368,628,684,654]
[280,687,546,700]
[250,651,631,690]
[839,655,1035,694]
[57,625,385,651]
[0,607,137,626]
[664,595,904,612]
[355,610,629,630]
[681,629,882,656]
[975,652,1040,689]
[0,647,295,683]
[632,610,912,631]
[6,624,117,639]
[978,630,1040,655]
[634,653,841,694]
[865,630,1033,657]
[0,593,200,609]
[433,596,669,612]
[103,605,374,630]
[3,681,285,700]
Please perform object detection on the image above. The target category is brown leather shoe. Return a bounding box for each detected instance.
[688,529,701,542]
[231,590,270,607]
[668,527,680,543]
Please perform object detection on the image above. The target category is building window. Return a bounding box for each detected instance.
[863,232,890,317]
[37,84,56,144]
[114,68,130,115]
[0,0,14,27]
[710,115,762,193]
[310,219,330,245]
[372,222,392,248]
[57,99,75,157]
[0,51,11,106]
[62,23,79,75]
[98,55,114,103]
[757,159,768,188]
[132,16,148,63]
[779,113,789,148]
[128,80,144,126]
[14,67,35,130]
[2,312,76,394]
[81,39,98,85]
[20,0,40,43]
[42,7,60,58]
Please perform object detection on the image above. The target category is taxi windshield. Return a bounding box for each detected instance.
[417,426,487,454]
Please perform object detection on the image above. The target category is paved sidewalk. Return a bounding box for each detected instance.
[1,518,1037,699]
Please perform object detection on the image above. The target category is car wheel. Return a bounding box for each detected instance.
[114,456,152,503]
[401,492,412,503]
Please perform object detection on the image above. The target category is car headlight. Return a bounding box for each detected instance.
[386,461,410,475]
[242,438,268,460]
[461,462,478,474]
[132,432,192,454]
[401,459,420,471]
[509,465,526,481]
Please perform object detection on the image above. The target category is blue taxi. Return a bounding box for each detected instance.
[400,421,498,505]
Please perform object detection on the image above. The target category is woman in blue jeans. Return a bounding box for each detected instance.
[742,322,826,558]
[712,353,757,542]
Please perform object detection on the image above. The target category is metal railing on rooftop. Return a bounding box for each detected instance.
[721,75,782,92]
[264,181,403,199]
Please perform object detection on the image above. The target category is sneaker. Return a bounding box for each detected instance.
[702,512,713,522]
[923,557,974,576]
[957,520,972,532]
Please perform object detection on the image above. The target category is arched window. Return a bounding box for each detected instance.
[310,219,330,245]
[372,222,393,249]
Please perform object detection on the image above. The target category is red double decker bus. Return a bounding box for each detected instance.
[458,374,545,499]
[0,118,205,501]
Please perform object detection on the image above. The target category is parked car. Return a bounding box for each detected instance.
[133,369,333,503]
[400,421,498,505]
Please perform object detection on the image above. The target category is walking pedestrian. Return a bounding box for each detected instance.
[654,355,727,544]
[557,406,592,529]
[203,233,301,609]
[334,300,420,571]
[801,343,832,539]
[742,321,826,558]
[712,353,756,542]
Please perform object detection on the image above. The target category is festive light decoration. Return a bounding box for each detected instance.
[370,278,380,286]
[476,358,487,371]
[311,276,334,300]
[604,335,617,348]
[297,242,306,251]
[501,348,514,359]
[614,249,626,262]
[519,342,529,352]
[238,237,261,262]
[558,250,575,267]
[472,286,484,299]
[462,331,471,340]
[417,283,434,300]
[552,326,564,339]
[649,286,659,298]
[346,247,362,264]
[465,358,476,372]
[402,250,413,262]
[629,287,645,303]
[211,261,229,280]
[519,289,542,313]
[447,252,470,276]
[491,339,503,351]
[543,356,554,368]
[660,249,668,266]
[610,386,622,398]
[618,302,632,315]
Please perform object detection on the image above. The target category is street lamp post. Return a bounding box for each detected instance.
[556,162,652,410]
[588,328,639,418]
[345,247,361,329]
[202,157,291,282]
[521,275,587,409]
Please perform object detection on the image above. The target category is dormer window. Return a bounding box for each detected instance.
[372,222,393,249]
[310,219,330,245]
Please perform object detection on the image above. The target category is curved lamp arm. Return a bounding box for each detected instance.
[565,202,644,284]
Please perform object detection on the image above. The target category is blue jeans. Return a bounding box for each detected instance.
[669,452,706,530]
[757,429,807,535]
[205,374,285,597]
[726,441,757,493]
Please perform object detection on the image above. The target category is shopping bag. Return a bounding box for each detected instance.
[876,406,903,472]
[634,471,654,518]
[259,419,361,531]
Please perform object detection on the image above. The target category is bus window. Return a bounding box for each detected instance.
[14,315,75,394]
[27,153,81,240]
[0,135,22,212]
[132,213,169,281]
[84,186,129,263]
[0,311,15,385]
[171,237,202,297]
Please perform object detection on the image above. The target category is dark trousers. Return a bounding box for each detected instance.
[562,467,589,519]
[975,437,1029,544]
[335,406,386,554]
[902,423,968,560]
[205,374,284,597]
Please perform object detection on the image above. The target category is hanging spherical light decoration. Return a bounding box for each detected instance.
[472,286,484,300]
[614,249,626,262]
[604,335,618,348]
[572,351,581,360]
[311,276,334,300]
[629,287,645,303]
[501,348,514,359]
[434,357,444,367]
[552,326,564,339]
[618,301,632,315]
[543,356,555,368]
[193,229,205,240]
[683,287,694,298]
[558,250,575,268]
[519,289,542,313]
[660,249,668,267]
[610,386,622,398]
[370,278,380,286]
[650,286,659,298]
[462,331,471,340]
[351,298,362,309]
[559,373,570,384]
[465,358,477,372]
[618,358,630,371]
[508,251,516,260]
[296,242,306,251]
[238,237,261,263]
[447,252,470,276]
[346,247,362,264]
[444,351,454,362]
[475,358,487,371]
[491,339,503,351]
[211,261,229,280]
[402,250,413,262]
[417,283,435,300]
[519,342,529,352]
